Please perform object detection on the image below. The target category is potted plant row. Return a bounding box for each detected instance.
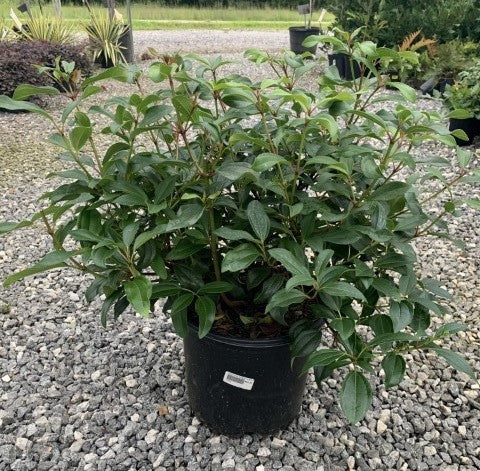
[0,31,478,435]
[444,60,480,146]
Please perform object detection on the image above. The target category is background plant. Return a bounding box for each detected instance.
[328,0,475,46]
[0,32,478,424]
[85,11,128,66]
[0,39,91,98]
[17,14,74,44]
[444,60,480,118]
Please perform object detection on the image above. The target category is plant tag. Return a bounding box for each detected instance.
[297,4,311,15]
[223,371,254,391]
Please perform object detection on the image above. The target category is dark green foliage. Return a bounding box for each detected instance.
[0,40,91,98]
[1,32,477,424]
[328,0,475,45]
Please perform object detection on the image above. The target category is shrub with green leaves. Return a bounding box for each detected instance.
[444,60,480,118]
[328,0,475,46]
[0,30,478,425]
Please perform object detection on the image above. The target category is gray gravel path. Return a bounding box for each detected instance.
[132,30,290,56]
[1,31,480,471]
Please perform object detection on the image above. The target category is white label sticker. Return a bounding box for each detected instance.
[223,371,255,391]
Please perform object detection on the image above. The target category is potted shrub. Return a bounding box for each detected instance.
[0,33,478,435]
[444,61,480,146]
[419,40,471,96]
[85,11,131,67]
[289,1,320,55]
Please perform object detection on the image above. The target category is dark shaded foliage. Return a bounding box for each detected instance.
[327,0,475,46]
[0,40,92,97]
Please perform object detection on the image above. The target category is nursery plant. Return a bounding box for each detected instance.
[289,0,319,55]
[0,31,478,431]
[85,11,129,67]
[444,60,480,145]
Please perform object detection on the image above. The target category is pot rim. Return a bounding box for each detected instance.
[187,319,290,348]
[288,26,321,33]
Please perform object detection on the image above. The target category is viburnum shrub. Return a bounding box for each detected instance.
[1,31,478,424]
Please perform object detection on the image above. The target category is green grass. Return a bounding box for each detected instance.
[0,2,333,30]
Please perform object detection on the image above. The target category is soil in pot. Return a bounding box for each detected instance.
[183,321,307,435]
[449,117,480,146]
[289,26,320,55]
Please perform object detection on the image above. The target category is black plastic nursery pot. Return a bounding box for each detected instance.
[449,117,480,146]
[183,321,307,435]
[328,53,362,80]
[419,77,454,96]
[289,26,320,55]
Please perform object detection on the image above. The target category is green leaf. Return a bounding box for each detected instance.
[466,198,480,210]
[195,296,217,339]
[124,276,152,317]
[122,222,140,248]
[269,248,310,277]
[215,227,256,242]
[339,371,372,425]
[218,162,254,181]
[151,282,182,298]
[221,243,259,273]
[435,323,468,337]
[3,250,81,287]
[302,349,350,372]
[285,274,315,291]
[322,282,366,301]
[0,220,32,234]
[387,82,417,102]
[330,318,355,341]
[382,353,406,388]
[247,200,270,241]
[170,293,194,338]
[150,257,167,280]
[290,320,323,359]
[368,315,393,336]
[369,182,409,202]
[265,288,307,317]
[448,109,473,119]
[410,304,430,334]
[12,84,60,100]
[389,301,413,332]
[198,281,233,294]
[166,204,204,232]
[251,153,288,172]
[70,126,92,151]
[457,148,472,169]
[430,347,475,378]
[369,332,417,347]
[0,95,52,120]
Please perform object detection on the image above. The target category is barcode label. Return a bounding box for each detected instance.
[223,371,255,391]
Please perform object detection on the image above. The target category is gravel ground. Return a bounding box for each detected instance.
[1,31,480,471]
[132,30,290,56]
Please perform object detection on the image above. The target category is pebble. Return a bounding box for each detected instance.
[257,447,271,457]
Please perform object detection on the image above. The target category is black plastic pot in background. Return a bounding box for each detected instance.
[420,77,454,96]
[449,117,480,146]
[289,26,320,55]
[328,53,362,80]
[183,322,308,435]
[98,25,134,68]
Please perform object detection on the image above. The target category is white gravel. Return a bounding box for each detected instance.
[0,30,480,471]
